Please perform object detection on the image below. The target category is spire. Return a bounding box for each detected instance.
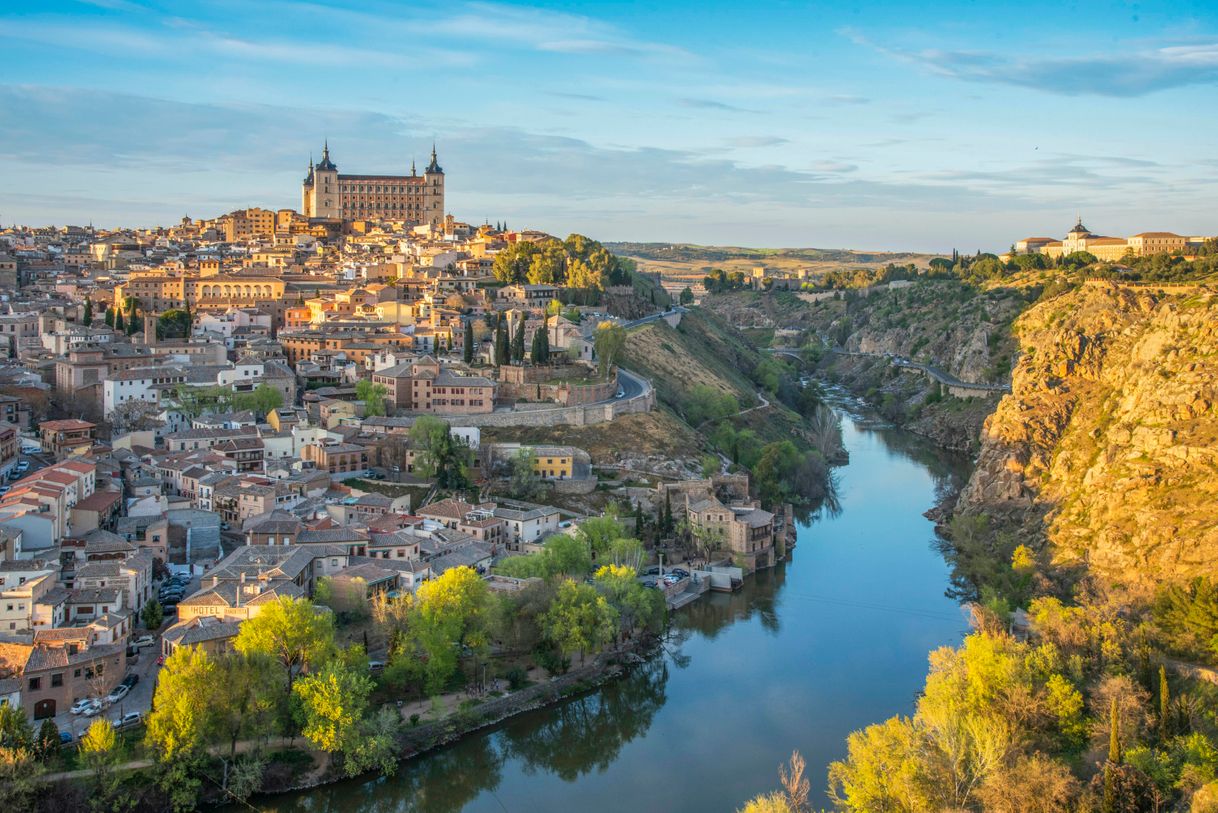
[316,141,336,172]
[411,158,417,176]
[426,143,442,174]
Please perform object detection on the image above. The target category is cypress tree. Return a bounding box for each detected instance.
[1108,696,1121,765]
[114,310,125,333]
[463,319,474,364]
[494,314,508,366]
[511,316,525,362]
[1158,665,1170,742]
[127,313,138,335]
[82,298,93,326]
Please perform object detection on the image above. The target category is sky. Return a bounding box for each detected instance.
[1,0,1217,252]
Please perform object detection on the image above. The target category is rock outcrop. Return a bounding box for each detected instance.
[959,281,1218,590]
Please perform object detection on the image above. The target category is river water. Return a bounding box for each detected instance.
[257,405,970,812]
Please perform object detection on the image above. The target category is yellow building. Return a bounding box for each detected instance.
[532,446,575,480]
[1019,219,1206,262]
[301,141,445,228]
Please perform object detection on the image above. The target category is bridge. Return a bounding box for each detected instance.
[769,346,1011,397]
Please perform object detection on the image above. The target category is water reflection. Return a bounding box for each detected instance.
[255,411,969,813]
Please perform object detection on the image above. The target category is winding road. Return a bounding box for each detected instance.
[769,346,1011,394]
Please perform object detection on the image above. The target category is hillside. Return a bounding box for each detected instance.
[959,281,1218,589]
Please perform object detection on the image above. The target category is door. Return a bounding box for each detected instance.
[33,698,55,720]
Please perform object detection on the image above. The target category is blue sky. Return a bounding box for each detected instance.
[2,0,1217,251]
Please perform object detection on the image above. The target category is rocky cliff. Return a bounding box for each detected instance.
[959,281,1218,589]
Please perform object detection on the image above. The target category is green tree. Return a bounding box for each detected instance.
[80,718,124,810]
[511,316,526,363]
[114,310,125,332]
[463,319,474,364]
[141,597,164,630]
[542,579,618,664]
[211,653,281,759]
[531,322,550,364]
[293,660,373,758]
[593,564,665,640]
[679,286,694,305]
[157,309,191,340]
[408,566,494,694]
[233,596,335,695]
[496,314,509,366]
[593,321,626,378]
[82,297,93,326]
[507,447,544,500]
[410,415,471,489]
[34,718,59,762]
[1158,665,1170,742]
[233,383,284,417]
[146,646,215,761]
[354,379,389,418]
[575,511,625,560]
[103,306,115,328]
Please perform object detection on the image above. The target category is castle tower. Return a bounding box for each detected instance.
[423,144,445,229]
[144,312,158,347]
[305,141,340,219]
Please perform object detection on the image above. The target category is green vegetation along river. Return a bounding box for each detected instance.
[255,399,971,811]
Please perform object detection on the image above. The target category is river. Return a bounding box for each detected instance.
[257,404,971,812]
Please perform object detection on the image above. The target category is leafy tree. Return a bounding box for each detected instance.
[463,319,474,364]
[593,321,626,378]
[233,382,284,417]
[355,379,389,417]
[35,718,59,762]
[146,646,215,761]
[157,309,191,340]
[542,579,618,665]
[80,718,124,809]
[141,597,164,630]
[407,566,494,694]
[679,286,694,305]
[293,660,374,759]
[507,447,544,500]
[1154,577,1218,664]
[575,511,625,560]
[410,415,471,489]
[593,564,665,640]
[210,653,281,759]
[736,793,793,813]
[545,298,563,317]
[315,575,371,622]
[233,596,335,695]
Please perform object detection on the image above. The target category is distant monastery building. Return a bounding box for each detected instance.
[301,141,445,228]
[1016,219,1213,262]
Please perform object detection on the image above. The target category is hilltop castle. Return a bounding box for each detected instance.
[301,141,445,227]
[1016,218,1211,262]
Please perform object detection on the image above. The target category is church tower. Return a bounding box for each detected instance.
[423,144,445,229]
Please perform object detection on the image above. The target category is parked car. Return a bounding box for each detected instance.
[0,486,9,496]
[82,699,105,717]
[106,684,130,704]
[70,697,95,715]
[14,461,29,472]
[671,568,690,579]
[20,445,38,455]
[642,566,661,576]
[113,711,142,728]
[58,730,73,744]
[121,673,139,688]
[132,635,155,649]
[640,578,659,589]
[368,660,385,672]
[616,388,625,398]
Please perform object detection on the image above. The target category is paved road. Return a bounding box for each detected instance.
[770,346,1010,394]
[616,367,647,400]
[622,306,688,329]
[54,635,162,743]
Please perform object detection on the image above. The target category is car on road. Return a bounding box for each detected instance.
[671,568,690,579]
[70,698,95,715]
[113,711,142,728]
[14,461,29,473]
[132,635,156,649]
[640,578,659,588]
[106,684,130,704]
[82,699,105,717]
[58,730,73,744]
[121,673,139,688]
[642,566,661,576]
[616,388,625,398]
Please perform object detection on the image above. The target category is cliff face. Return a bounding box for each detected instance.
[959,282,1218,589]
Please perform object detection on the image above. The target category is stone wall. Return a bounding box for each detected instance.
[430,374,653,428]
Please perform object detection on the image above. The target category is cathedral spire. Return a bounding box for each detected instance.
[425,143,442,174]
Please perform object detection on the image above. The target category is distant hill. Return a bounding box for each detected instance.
[606,242,938,266]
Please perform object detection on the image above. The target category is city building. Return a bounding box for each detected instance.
[301,142,445,228]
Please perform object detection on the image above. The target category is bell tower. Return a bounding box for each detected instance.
[423,143,445,229]
[311,141,340,219]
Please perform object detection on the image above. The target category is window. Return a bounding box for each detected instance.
[28,677,40,691]
[51,673,63,688]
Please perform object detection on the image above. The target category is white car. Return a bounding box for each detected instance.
[82,699,105,717]
[70,698,95,715]
[106,684,130,704]
[132,635,156,649]
[14,461,29,472]
[113,711,142,728]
